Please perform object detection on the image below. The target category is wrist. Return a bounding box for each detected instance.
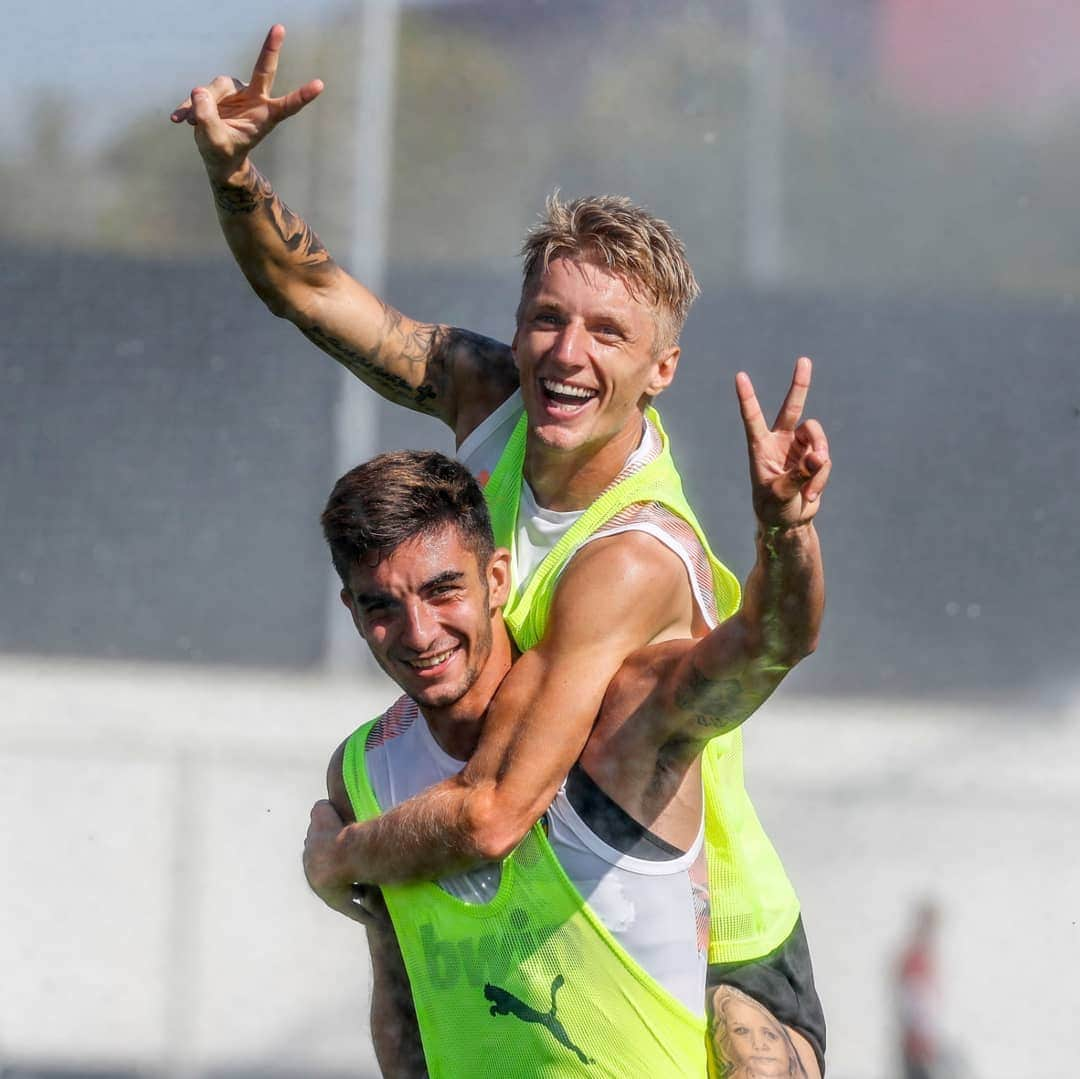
[756,519,815,540]
[205,156,254,191]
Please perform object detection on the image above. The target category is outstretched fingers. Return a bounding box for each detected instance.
[735,370,771,444]
[274,78,325,122]
[249,24,286,97]
[773,355,813,431]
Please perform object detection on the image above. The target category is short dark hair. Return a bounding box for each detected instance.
[321,450,495,585]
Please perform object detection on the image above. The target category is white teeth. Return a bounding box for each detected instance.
[410,649,455,670]
[541,378,597,400]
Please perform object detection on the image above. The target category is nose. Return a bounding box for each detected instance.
[550,320,585,366]
[399,598,438,652]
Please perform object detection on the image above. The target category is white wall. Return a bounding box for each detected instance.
[2,657,1077,1077]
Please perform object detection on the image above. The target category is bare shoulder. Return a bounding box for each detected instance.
[546,529,695,652]
[325,738,356,824]
[441,328,519,443]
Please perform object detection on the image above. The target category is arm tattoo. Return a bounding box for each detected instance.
[673,665,758,733]
[211,165,273,215]
[300,322,441,414]
[709,984,810,1079]
[303,317,512,416]
[212,164,332,270]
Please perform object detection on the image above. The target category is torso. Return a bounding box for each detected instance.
[365,695,708,1013]
[457,390,719,635]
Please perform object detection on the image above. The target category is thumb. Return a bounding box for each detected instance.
[190,87,231,150]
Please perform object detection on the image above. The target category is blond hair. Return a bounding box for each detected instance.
[519,192,700,350]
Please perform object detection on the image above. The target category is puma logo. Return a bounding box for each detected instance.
[483,974,594,1066]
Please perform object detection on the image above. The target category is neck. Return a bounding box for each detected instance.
[420,620,514,761]
[523,413,645,511]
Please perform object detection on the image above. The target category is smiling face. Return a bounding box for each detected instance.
[341,524,510,716]
[512,256,679,464]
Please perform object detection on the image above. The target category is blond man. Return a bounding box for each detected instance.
[173,25,830,1073]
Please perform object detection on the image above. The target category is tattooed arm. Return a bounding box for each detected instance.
[661,517,822,742]
[171,25,517,439]
[597,362,828,758]
[709,984,817,1079]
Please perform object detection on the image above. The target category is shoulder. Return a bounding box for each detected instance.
[543,530,694,653]
[442,329,519,443]
[559,527,691,597]
[325,739,355,824]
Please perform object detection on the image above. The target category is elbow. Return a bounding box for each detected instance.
[460,788,536,863]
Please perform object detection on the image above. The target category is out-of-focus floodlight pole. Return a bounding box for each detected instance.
[325,0,402,674]
[746,0,787,286]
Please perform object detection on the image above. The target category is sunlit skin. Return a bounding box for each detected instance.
[512,256,679,510]
[716,992,794,1077]
[340,527,512,758]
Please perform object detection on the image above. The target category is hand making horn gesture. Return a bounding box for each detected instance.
[169,24,323,182]
[736,356,831,530]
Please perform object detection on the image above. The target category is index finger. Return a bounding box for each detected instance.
[773,355,813,431]
[249,24,286,96]
[735,370,770,443]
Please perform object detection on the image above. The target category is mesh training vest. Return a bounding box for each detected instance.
[483,407,800,964]
[343,720,708,1077]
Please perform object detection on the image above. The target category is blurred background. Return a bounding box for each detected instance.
[2,1,1078,1075]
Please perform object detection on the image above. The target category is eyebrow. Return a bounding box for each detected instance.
[353,570,465,608]
[423,570,466,591]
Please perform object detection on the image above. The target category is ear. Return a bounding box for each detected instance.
[486,547,512,610]
[646,344,680,397]
[510,327,521,371]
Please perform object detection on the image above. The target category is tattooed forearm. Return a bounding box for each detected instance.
[673,665,761,732]
[212,164,333,271]
[265,193,331,268]
[301,322,441,413]
[211,164,273,215]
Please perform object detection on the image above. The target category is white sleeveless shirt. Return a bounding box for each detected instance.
[365,696,709,1014]
[457,390,720,627]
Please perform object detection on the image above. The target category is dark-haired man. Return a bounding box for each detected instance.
[307,445,824,1076]
[174,24,831,1060]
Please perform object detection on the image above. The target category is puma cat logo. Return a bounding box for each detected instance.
[483,974,594,1066]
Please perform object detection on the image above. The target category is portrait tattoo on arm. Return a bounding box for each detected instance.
[709,985,809,1079]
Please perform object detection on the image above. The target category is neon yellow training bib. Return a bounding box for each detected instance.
[483,406,800,964]
[343,718,708,1077]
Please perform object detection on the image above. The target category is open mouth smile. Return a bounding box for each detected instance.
[540,378,598,412]
[405,647,459,673]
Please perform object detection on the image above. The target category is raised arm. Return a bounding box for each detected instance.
[303,533,694,886]
[649,356,829,746]
[170,24,516,438]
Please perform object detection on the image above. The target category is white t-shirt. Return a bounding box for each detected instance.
[365,697,708,1013]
